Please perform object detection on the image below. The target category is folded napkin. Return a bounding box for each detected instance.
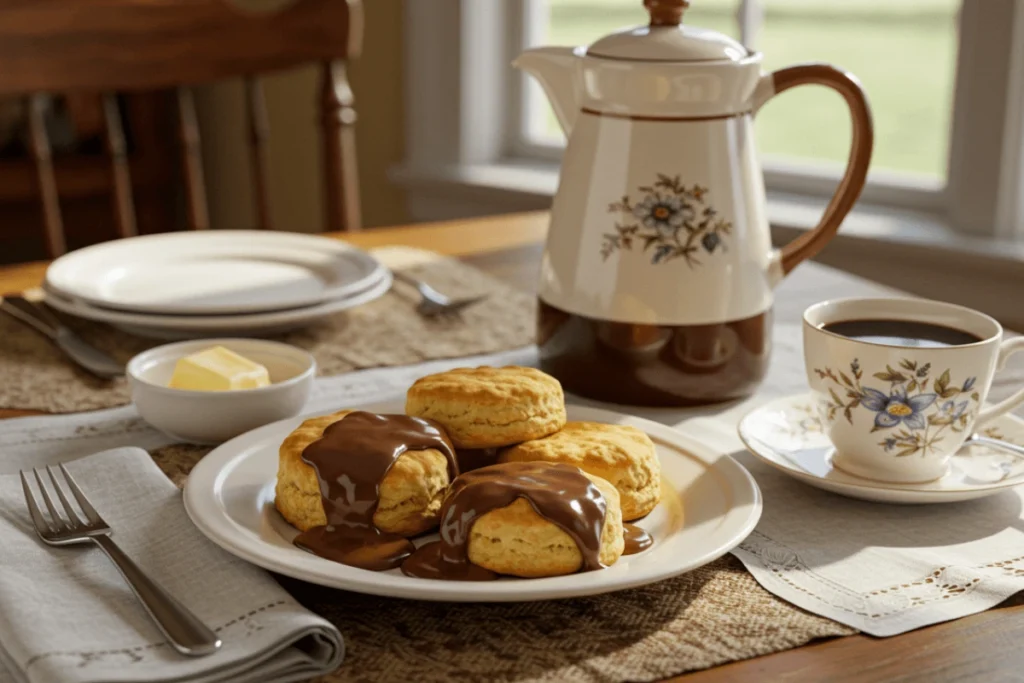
[0,448,343,683]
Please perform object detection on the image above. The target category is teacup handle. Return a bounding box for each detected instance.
[753,64,874,276]
[976,337,1024,425]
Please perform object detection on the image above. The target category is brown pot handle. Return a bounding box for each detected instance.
[756,64,874,275]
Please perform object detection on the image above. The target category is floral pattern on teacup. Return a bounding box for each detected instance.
[814,358,980,457]
[772,405,1015,449]
[600,174,732,267]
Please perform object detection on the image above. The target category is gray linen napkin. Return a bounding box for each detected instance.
[0,447,343,683]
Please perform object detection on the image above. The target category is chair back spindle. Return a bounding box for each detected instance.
[321,59,361,233]
[102,92,138,239]
[26,94,66,257]
[176,87,211,231]
[246,77,274,231]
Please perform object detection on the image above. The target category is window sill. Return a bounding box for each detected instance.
[392,159,1024,328]
[393,159,1022,259]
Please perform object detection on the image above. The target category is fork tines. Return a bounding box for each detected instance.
[20,463,106,537]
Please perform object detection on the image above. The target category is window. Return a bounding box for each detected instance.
[401,0,1024,238]
[523,0,959,185]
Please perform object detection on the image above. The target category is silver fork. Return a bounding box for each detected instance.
[392,271,487,317]
[20,463,222,657]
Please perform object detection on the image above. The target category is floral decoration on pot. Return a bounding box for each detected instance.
[600,174,732,267]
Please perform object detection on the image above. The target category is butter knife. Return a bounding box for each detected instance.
[0,296,124,379]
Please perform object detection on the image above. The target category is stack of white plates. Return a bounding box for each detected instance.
[43,231,392,339]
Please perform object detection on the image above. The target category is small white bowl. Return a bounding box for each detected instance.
[127,338,316,444]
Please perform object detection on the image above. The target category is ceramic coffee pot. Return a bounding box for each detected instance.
[515,0,873,407]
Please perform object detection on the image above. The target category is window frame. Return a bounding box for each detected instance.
[400,0,1024,238]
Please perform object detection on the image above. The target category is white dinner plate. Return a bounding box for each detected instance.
[739,393,1024,504]
[43,271,392,340]
[45,231,386,315]
[184,401,762,602]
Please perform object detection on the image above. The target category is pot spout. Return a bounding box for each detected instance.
[512,46,581,137]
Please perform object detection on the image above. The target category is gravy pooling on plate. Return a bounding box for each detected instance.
[294,412,457,570]
[622,524,653,554]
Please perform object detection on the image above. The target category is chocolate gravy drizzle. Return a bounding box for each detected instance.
[293,412,457,571]
[402,462,609,581]
[454,447,501,473]
[622,524,653,555]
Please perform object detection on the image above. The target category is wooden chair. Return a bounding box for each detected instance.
[0,0,363,258]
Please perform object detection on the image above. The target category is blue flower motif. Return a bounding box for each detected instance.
[882,437,897,451]
[632,195,694,234]
[962,376,976,392]
[701,232,721,253]
[860,387,936,430]
[938,399,969,421]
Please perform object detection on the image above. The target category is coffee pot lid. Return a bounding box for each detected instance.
[586,0,749,62]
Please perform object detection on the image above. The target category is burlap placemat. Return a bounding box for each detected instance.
[3,247,855,680]
[0,247,535,413]
[150,443,854,683]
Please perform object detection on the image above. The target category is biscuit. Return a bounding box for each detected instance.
[499,422,661,521]
[275,410,451,536]
[466,472,624,577]
[405,366,566,448]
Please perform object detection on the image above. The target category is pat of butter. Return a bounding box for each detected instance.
[168,346,271,391]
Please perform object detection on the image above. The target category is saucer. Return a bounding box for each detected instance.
[738,393,1024,504]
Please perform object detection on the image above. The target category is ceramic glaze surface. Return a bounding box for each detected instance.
[739,393,1024,504]
[541,111,774,326]
[516,3,874,405]
[579,55,763,118]
[803,297,1024,483]
[538,302,770,407]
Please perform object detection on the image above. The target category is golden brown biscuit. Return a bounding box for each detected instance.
[466,472,624,578]
[275,410,451,536]
[405,366,566,448]
[499,422,661,521]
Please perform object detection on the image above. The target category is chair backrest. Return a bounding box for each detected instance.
[0,0,363,257]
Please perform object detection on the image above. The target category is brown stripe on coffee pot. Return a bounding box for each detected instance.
[580,107,747,123]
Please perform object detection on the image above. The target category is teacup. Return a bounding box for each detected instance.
[803,297,1024,483]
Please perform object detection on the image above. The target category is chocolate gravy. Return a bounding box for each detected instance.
[454,447,501,473]
[538,300,771,406]
[294,412,457,571]
[622,524,653,555]
[402,462,609,581]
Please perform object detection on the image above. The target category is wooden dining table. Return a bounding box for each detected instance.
[1,210,1020,682]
